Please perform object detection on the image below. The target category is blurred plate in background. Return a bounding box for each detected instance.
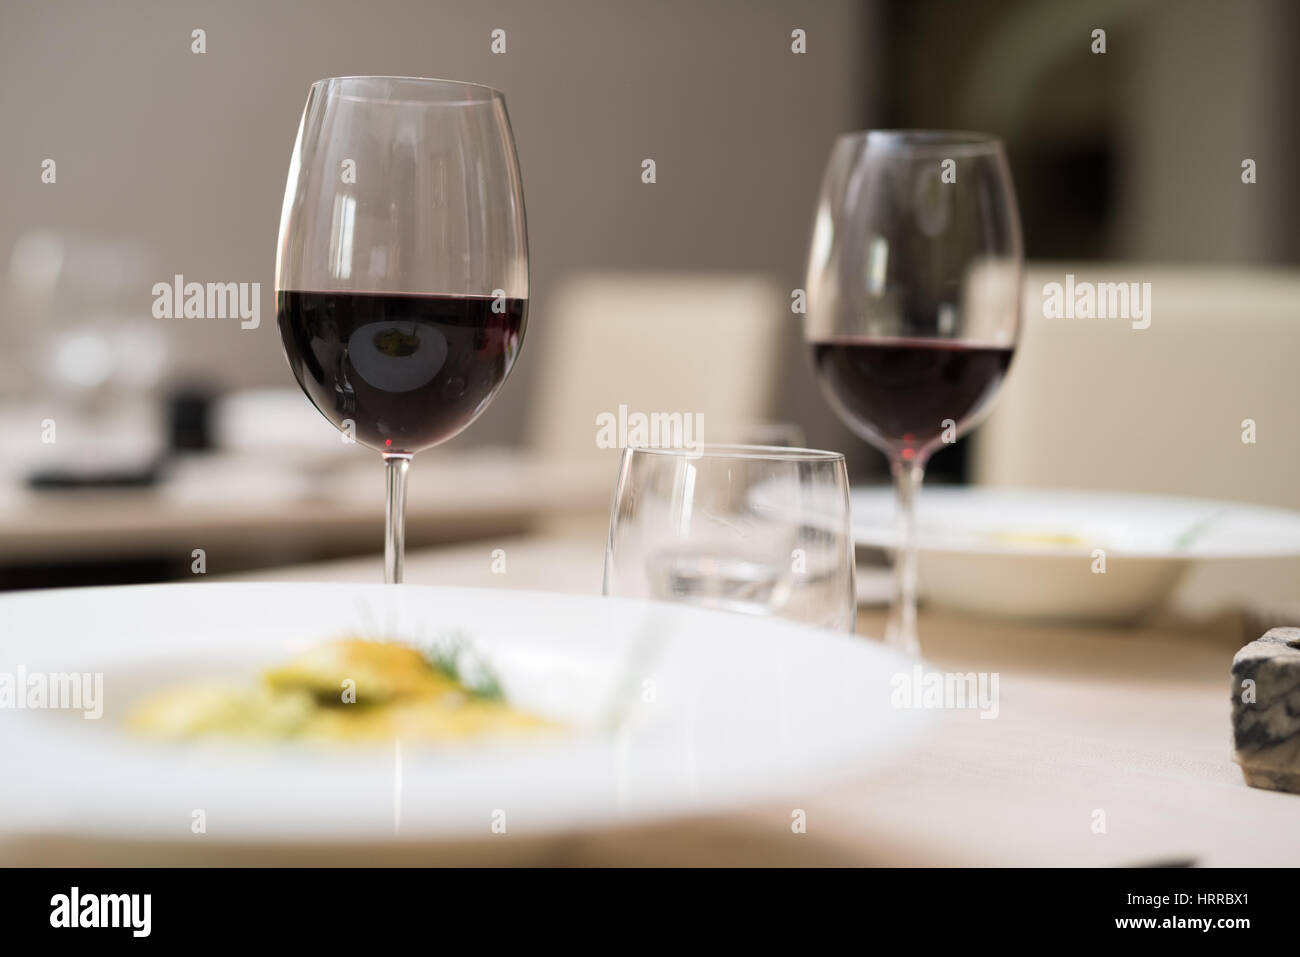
[851,487,1300,622]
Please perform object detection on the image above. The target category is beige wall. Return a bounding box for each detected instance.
[0,0,874,453]
[1116,0,1298,262]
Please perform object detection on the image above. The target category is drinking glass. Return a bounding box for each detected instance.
[275,77,528,583]
[603,445,857,632]
[804,131,1022,654]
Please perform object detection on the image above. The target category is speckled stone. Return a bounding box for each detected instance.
[1232,627,1300,793]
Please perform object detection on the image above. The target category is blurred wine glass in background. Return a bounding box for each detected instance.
[1,230,168,483]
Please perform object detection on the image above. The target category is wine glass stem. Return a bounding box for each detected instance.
[886,454,925,656]
[383,453,411,584]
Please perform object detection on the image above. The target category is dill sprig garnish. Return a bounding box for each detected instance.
[422,634,504,702]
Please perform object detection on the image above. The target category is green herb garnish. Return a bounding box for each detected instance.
[422,633,504,702]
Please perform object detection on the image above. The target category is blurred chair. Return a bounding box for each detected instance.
[527,272,787,464]
[974,263,1299,507]
[973,263,1300,611]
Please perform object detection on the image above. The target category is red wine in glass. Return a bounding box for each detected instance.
[810,336,1014,460]
[277,291,526,454]
[275,77,528,584]
[802,130,1023,655]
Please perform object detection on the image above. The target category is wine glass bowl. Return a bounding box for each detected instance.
[276,291,526,454]
[804,130,1023,652]
[275,77,528,582]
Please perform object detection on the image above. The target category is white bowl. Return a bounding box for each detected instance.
[852,487,1300,623]
[0,582,935,859]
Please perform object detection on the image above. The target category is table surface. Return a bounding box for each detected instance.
[226,522,1298,867]
[0,448,611,561]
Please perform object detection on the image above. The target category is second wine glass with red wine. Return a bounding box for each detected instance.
[805,131,1022,654]
[275,76,528,583]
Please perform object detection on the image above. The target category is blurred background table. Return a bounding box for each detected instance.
[0,449,612,561]
[0,440,612,585]
[214,525,1297,867]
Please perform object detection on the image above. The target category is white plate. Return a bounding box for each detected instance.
[0,582,931,859]
[852,487,1300,621]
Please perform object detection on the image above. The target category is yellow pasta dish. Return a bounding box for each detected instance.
[129,638,553,744]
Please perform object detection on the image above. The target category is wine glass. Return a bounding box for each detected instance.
[275,77,528,583]
[603,444,857,633]
[804,131,1023,654]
